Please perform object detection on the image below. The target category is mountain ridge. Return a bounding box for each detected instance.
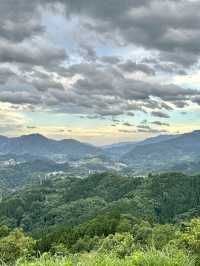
[0,133,99,159]
[122,130,200,173]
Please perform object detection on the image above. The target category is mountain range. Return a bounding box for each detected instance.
[0,134,99,160]
[0,131,200,173]
[121,130,200,173]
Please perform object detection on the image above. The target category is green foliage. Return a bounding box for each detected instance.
[72,236,99,253]
[147,173,200,223]
[0,225,10,238]
[99,233,135,258]
[131,249,195,266]
[2,172,200,234]
[16,254,73,266]
[1,171,200,265]
[0,228,35,264]
[151,224,177,249]
[16,249,195,266]
[176,218,200,265]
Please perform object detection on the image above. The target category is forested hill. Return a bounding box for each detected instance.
[1,172,200,235]
[121,130,200,172]
[1,171,200,265]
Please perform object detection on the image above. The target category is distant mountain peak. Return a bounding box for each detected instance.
[19,133,50,141]
[0,133,99,159]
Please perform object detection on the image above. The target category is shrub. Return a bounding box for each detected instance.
[131,249,195,266]
[0,229,35,264]
[99,233,135,258]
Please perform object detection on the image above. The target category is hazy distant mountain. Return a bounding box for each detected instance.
[101,141,137,158]
[0,134,100,160]
[102,134,176,158]
[138,134,177,145]
[122,130,200,173]
[1,131,200,174]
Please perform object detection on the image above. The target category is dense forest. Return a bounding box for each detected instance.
[1,171,200,265]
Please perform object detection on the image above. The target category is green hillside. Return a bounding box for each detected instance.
[1,172,200,265]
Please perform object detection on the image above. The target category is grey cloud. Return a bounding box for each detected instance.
[34,62,200,116]
[28,73,65,92]
[151,121,170,126]
[0,59,199,118]
[141,119,148,124]
[0,68,17,84]
[79,44,97,62]
[96,108,123,117]
[137,125,152,130]
[160,102,173,111]
[192,96,200,105]
[123,122,133,127]
[151,111,170,119]
[1,0,200,121]
[119,60,155,75]
[0,41,67,68]
[118,129,136,133]
[126,112,135,117]
[136,124,169,133]
[50,0,200,67]
[0,90,41,105]
[100,56,121,65]
[0,0,44,43]
[173,101,189,108]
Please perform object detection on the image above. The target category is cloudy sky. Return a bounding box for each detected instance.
[0,0,200,145]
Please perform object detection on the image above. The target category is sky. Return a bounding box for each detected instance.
[0,0,200,145]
